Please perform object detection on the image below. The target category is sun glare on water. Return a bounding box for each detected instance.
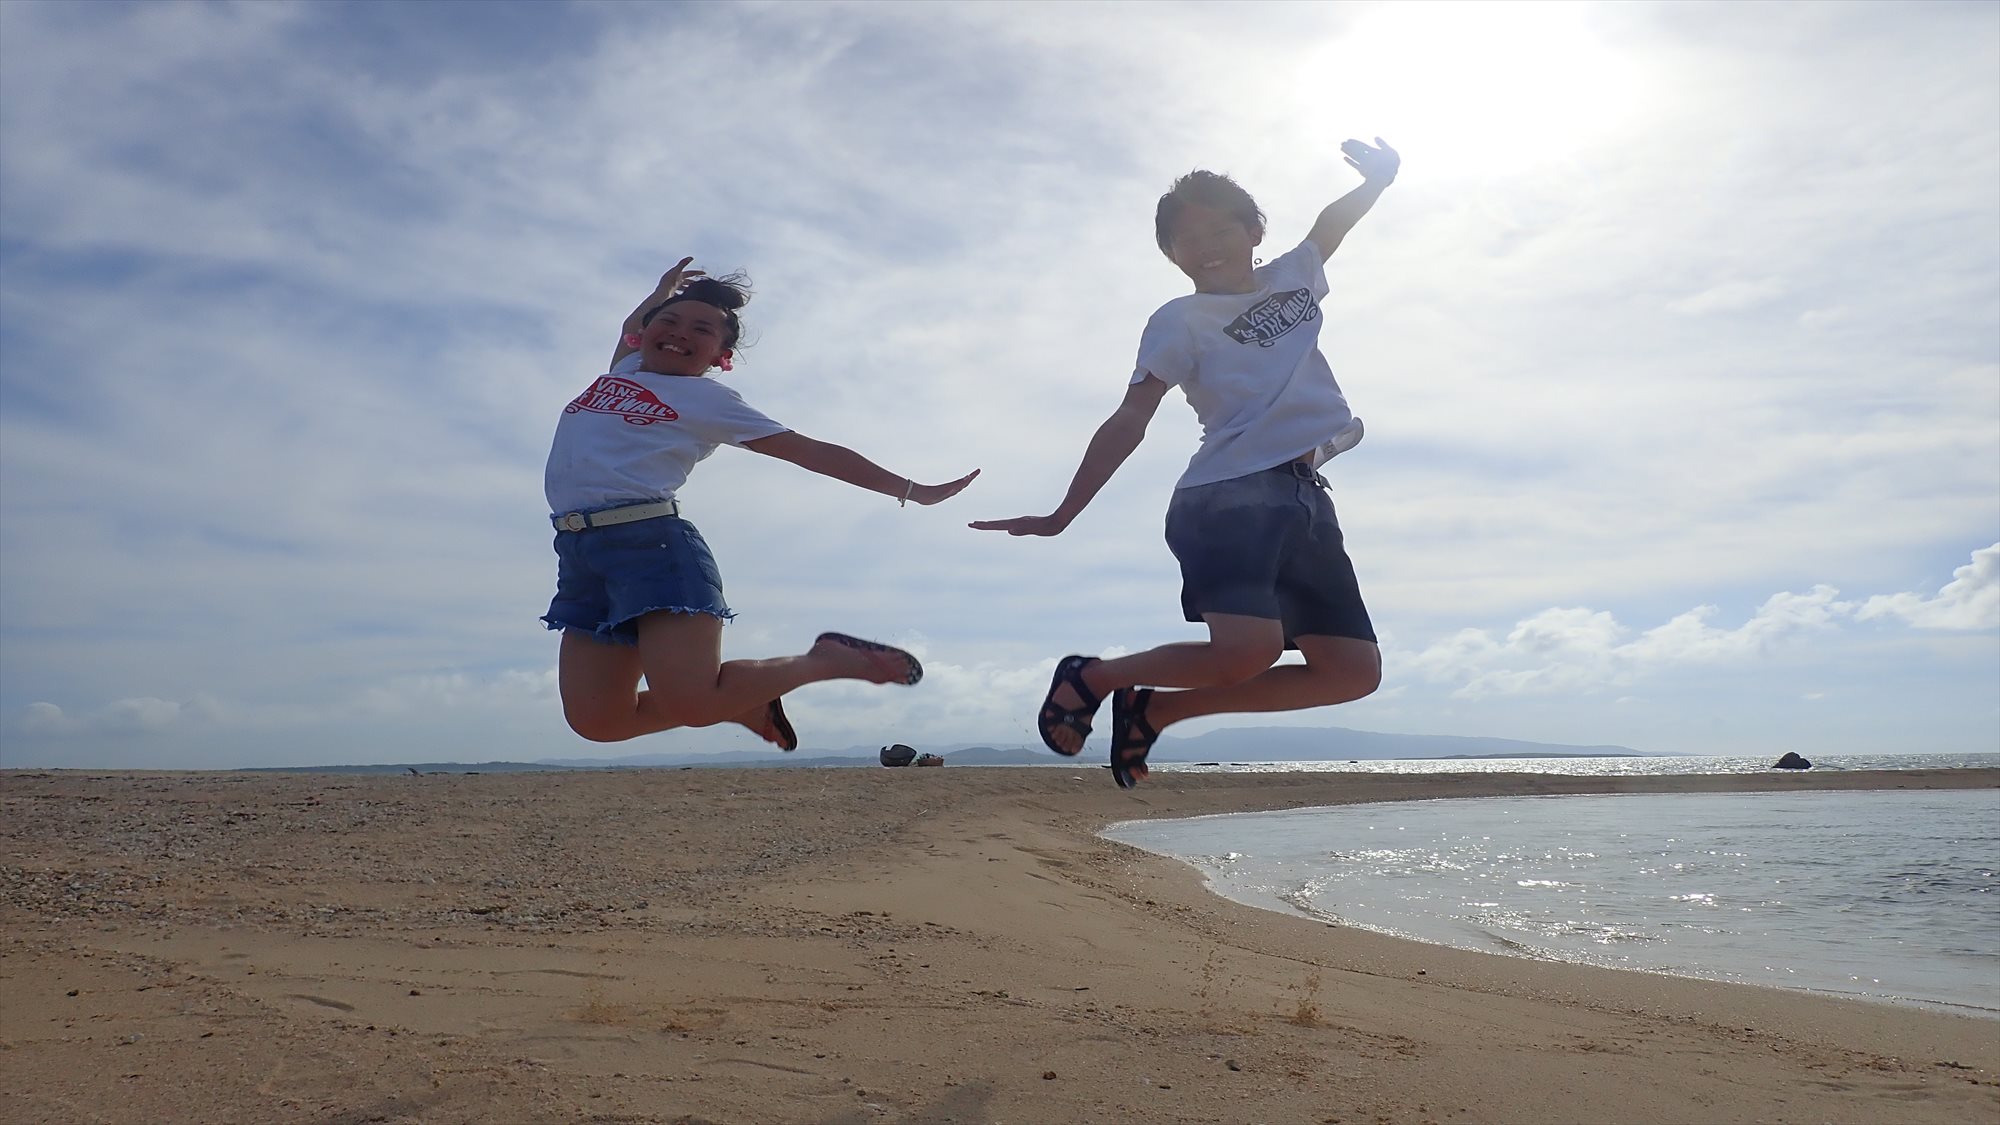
[1304,2,1643,178]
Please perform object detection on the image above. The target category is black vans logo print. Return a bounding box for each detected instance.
[1223,288,1317,347]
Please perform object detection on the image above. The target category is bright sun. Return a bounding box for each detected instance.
[1304,1,1643,178]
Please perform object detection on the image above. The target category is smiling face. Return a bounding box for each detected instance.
[637,300,734,376]
[1165,202,1263,294]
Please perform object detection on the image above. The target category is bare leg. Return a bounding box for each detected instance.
[1142,633,1382,733]
[1040,615,1285,755]
[559,625,773,743]
[558,613,915,743]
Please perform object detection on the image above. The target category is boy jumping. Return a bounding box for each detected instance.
[971,138,1400,787]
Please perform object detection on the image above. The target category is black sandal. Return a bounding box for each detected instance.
[1110,687,1159,789]
[768,699,798,752]
[815,632,924,685]
[1036,655,1101,757]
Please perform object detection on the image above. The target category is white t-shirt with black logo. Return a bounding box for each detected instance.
[544,352,790,514]
[1132,239,1358,489]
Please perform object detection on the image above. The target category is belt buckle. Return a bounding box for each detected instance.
[559,512,589,532]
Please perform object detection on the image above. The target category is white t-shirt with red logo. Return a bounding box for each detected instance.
[544,352,790,514]
[1132,239,1360,489]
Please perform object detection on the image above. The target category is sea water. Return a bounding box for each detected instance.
[1105,787,2000,1015]
[1153,751,2000,776]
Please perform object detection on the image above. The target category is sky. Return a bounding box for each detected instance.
[1,0,1995,770]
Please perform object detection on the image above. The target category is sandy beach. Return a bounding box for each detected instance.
[3,766,1995,1124]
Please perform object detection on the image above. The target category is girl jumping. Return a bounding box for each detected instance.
[543,257,978,749]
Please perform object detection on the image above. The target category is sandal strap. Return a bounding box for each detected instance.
[1112,688,1158,761]
[1058,656,1101,711]
[1040,706,1092,734]
[1130,689,1158,743]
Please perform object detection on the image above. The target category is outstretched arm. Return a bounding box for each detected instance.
[969,375,1168,537]
[743,430,980,506]
[610,256,706,369]
[1306,138,1400,262]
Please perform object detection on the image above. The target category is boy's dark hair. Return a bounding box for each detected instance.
[641,272,751,351]
[1154,170,1265,259]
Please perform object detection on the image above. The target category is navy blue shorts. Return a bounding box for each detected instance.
[1164,463,1376,649]
[541,513,732,646]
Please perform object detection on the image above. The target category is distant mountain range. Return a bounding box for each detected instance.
[532,725,1650,771]
[231,726,1654,775]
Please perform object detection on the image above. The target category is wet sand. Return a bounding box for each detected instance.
[3,766,1996,1124]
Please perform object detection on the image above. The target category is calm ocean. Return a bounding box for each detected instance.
[1151,751,2000,777]
[1105,760,1999,1017]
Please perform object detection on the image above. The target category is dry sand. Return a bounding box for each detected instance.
[2,765,1996,1124]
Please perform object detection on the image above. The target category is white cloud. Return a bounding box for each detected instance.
[1797,306,1850,330]
[19,702,68,736]
[1,2,1995,765]
[354,670,560,717]
[1409,545,1997,699]
[1668,278,1786,315]
[1857,543,2000,631]
[14,696,190,738]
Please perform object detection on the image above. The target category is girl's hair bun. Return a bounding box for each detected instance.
[678,272,750,311]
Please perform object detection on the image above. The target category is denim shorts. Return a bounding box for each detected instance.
[1164,463,1376,648]
[541,513,733,646]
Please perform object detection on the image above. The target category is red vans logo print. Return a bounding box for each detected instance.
[564,377,680,425]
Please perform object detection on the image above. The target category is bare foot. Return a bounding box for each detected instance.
[811,633,923,685]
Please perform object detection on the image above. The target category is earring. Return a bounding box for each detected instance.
[623,332,642,349]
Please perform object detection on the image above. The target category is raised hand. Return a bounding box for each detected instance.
[968,512,1069,537]
[908,469,981,506]
[652,255,707,297]
[1341,137,1400,185]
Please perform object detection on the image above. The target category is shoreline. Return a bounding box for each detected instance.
[4,767,1996,1123]
[1102,780,2000,1020]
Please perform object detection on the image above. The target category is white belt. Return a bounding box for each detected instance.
[551,499,679,532]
